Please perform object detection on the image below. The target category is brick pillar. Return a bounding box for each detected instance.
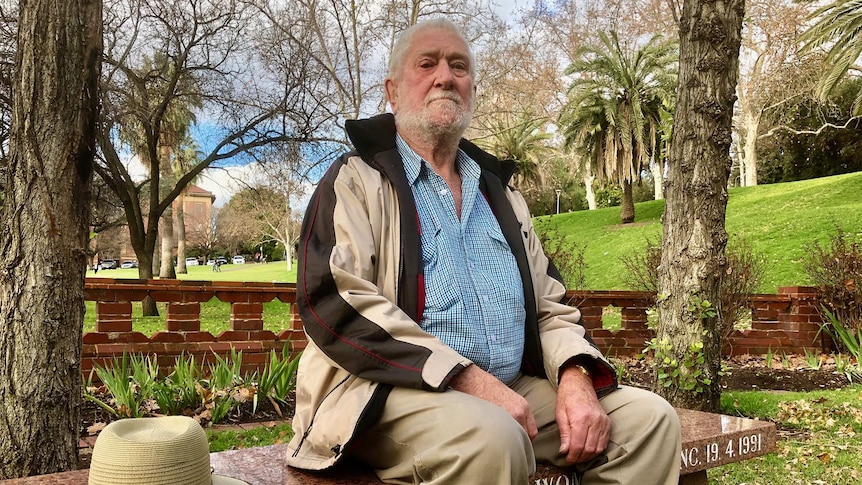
[166,302,201,331]
[778,286,829,352]
[230,302,264,331]
[95,301,132,332]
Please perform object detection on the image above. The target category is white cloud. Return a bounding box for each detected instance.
[196,165,259,207]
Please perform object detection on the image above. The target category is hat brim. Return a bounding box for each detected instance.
[213,474,250,485]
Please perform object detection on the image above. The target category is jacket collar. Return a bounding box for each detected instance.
[345,113,517,186]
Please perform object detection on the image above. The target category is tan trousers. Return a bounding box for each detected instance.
[350,378,681,485]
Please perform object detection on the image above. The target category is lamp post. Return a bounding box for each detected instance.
[555,189,562,214]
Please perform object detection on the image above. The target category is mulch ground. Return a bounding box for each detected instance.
[620,354,853,392]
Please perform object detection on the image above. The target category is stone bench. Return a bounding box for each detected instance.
[0,408,774,485]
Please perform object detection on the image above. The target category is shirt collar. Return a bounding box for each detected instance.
[395,133,481,186]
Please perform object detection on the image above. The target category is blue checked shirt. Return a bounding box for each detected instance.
[397,135,526,384]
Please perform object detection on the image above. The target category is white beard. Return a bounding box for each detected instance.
[396,92,474,146]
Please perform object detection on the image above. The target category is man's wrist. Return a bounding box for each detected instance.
[560,359,595,387]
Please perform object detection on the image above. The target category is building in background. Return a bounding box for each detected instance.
[90,185,216,269]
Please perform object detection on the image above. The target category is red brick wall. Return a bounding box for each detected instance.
[83,280,830,379]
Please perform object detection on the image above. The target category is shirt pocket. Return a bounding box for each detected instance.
[486,225,513,255]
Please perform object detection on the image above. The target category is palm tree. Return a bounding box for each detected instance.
[800,0,862,113]
[480,114,553,193]
[559,31,677,223]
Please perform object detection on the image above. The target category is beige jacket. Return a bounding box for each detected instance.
[286,114,617,470]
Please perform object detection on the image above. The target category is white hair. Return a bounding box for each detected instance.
[387,18,476,80]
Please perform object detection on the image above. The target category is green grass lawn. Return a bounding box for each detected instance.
[536,172,862,292]
[84,261,298,335]
[85,171,862,334]
[711,385,862,484]
[88,260,298,283]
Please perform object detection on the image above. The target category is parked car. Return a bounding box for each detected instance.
[99,259,117,270]
[232,255,245,265]
[185,257,200,266]
[120,260,138,269]
[216,256,228,265]
[206,259,216,266]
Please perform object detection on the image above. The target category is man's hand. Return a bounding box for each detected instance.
[449,364,538,440]
[556,366,611,464]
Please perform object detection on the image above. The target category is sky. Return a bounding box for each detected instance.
[192,0,525,206]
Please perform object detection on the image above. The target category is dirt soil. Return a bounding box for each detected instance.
[619,354,853,392]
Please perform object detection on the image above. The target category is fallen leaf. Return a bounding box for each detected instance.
[816,452,831,464]
[87,422,107,435]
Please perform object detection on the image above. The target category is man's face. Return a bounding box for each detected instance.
[385,27,476,140]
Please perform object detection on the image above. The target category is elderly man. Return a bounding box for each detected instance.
[286,18,681,484]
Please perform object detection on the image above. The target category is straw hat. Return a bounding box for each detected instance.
[88,416,248,485]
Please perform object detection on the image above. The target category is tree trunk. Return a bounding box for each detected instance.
[0,0,101,477]
[583,173,597,210]
[176,193,187,274]
[136,253,159,316]
[651,157,665,200]
[741,109,759,186]
[159,206,176,278]
[620,180,635,223]
[656,0,744,412]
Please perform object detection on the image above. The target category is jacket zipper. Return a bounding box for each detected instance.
[291,374,351,458]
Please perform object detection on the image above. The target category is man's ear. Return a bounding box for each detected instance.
[384,77,398,113]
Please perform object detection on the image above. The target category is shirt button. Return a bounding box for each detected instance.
[482,296,490,302]
[490,335,497,342]
[439,188,447,195]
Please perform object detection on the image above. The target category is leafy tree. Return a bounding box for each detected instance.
[800,0,862,114]
[559,31,677,223]
[218,145,305,271]
[96,0,311,314]
[0,0,101,477]
[733,0,814,187]
[757,77,862,183]
[477,114,552,193]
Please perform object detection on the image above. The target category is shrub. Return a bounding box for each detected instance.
[621,236,765,337]
[535,220,587,289]
[803,227,862,350]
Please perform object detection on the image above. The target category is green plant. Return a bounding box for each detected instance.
[643,338,712,393]
[198,349,247,423]
[687,296,717,320]
[765,346,774,369]
[84,353,155,418]
[253,347,301,414]
[819,308,862,365]
[534,221,588,290]
[207,389,237,424]
[833,353,862,383]
[803,226,862,348]
[780,352,792,369]
[207,348,244,389]
[803,348,823,370]
[152,353,205,415]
